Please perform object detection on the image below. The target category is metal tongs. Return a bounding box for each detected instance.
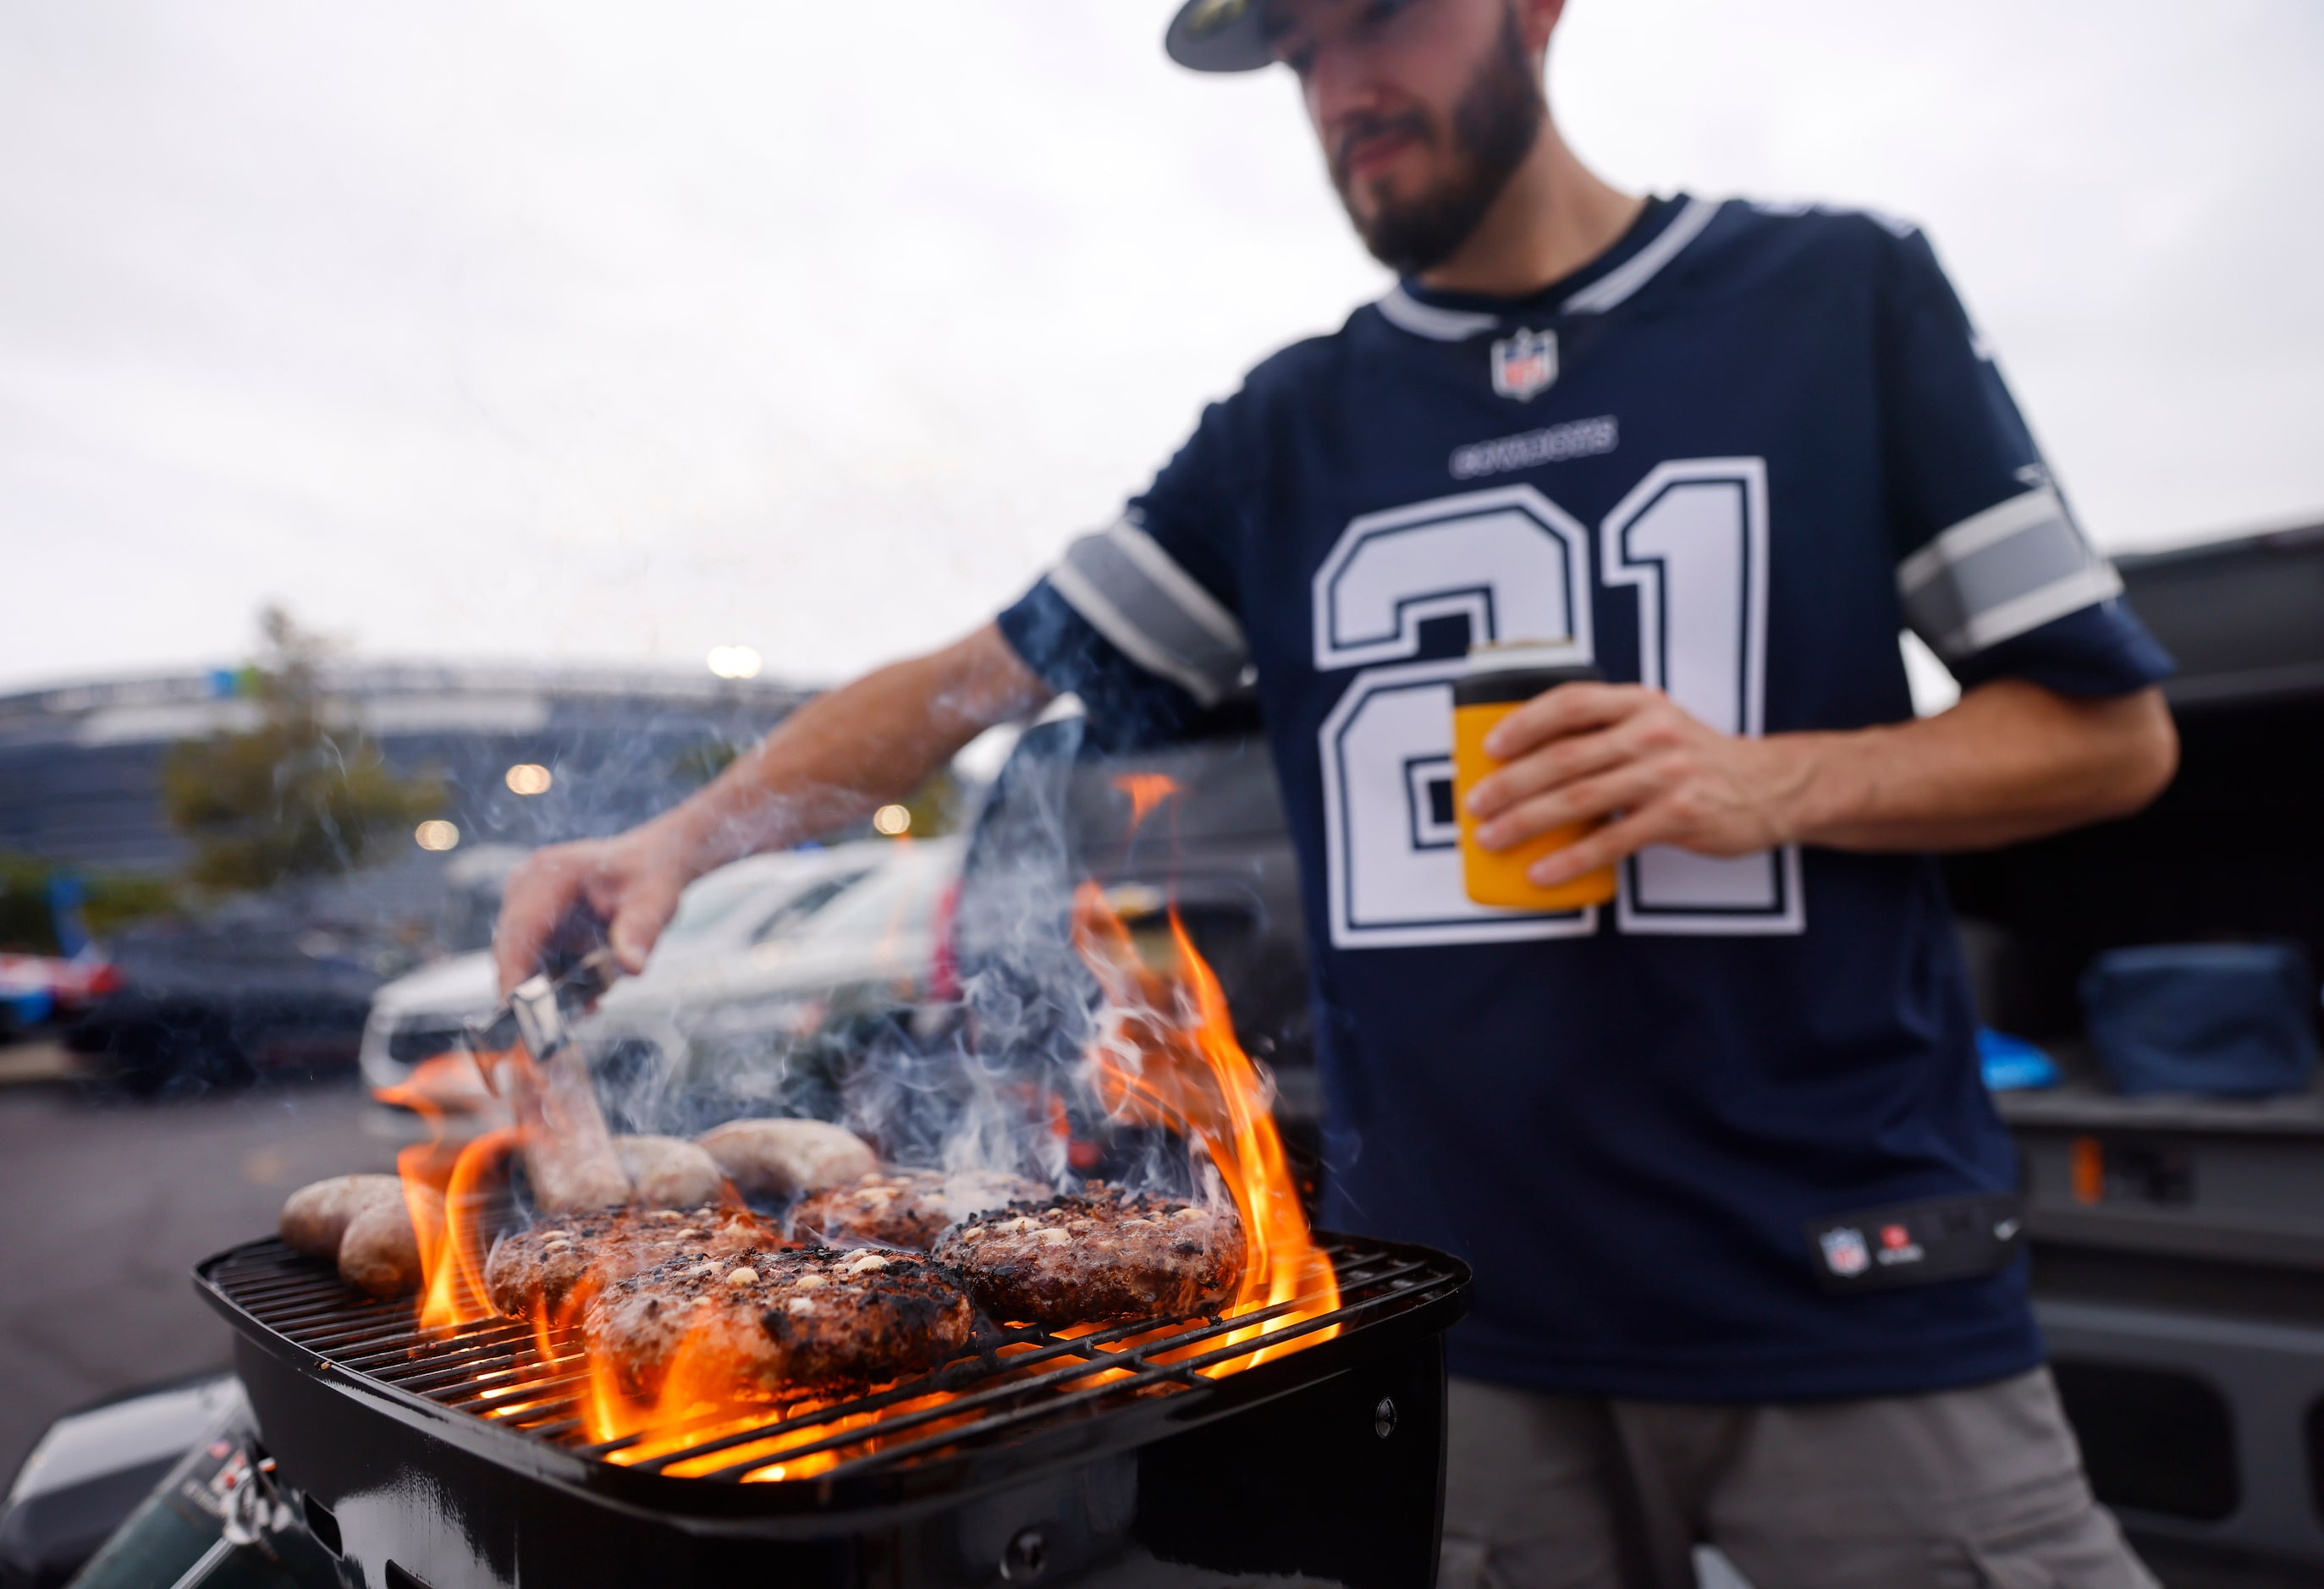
[462,913,620,1096]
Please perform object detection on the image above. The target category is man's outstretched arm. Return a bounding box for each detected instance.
[493,624,1050,993]
[1464,676,2178,890]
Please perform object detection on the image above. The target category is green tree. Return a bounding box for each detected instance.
[0,855,179,953]
[160,608,443,893]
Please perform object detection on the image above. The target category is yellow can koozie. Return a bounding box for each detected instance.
[1452,657,1618,910]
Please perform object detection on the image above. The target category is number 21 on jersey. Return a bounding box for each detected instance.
[1313,458,1804,949]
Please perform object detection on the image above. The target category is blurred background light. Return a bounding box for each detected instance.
[413,819,460,851]
[504,762,553,795]
[706,645,763,681]
[871,804,911,837]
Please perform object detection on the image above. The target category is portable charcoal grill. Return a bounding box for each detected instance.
[196,1225,1468,1588]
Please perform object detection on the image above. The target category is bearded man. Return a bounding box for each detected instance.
[498,3,2178,1582]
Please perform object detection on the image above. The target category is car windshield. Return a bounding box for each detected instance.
[783,844,953,948]
[658,861,796,944]
[655,864,780,938]
[747,871,872,943]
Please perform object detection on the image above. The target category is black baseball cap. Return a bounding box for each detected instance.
[1165,0,1276,73]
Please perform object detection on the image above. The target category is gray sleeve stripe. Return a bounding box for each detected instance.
[1897,485,2074,596]
[1048,560,1228,705]
[1908,512,2090,635]
[1104,519,1246,650]
[1047,522,1248,707]
[1948,564,2124,657]
[1897,486,2123,660]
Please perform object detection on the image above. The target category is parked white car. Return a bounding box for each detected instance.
[575,836,963,1124]
[357,841,919,1098]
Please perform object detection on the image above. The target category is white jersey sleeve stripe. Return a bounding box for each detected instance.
[1047,520,1249,707]
[1897,485,2124,661]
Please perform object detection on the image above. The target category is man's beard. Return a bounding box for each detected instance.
[1330,8,1545,277]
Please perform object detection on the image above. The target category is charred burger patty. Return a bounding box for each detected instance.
[484,1205,776,1318]
[790,1168,1047,1251]
[584,1245,973,1397]
[933,1188,1246,1328]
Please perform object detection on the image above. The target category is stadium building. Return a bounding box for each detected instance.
[0,662,812,934]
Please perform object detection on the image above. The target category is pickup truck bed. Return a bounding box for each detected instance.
[1954,524,2324,1575]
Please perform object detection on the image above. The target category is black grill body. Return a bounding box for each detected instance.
[198,1234,1467,1589]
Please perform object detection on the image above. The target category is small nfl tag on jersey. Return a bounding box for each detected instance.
[1818,1226,1870,1278]
[1490,327,1558,401]
[1804,1192,2025,1295]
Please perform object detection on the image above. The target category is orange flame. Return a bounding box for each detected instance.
[368,777,1334,1475]
[583,1340,881,1479]
[416,1125,521,1332]
[501,877,1341,1472]
[380,1049,526,1333]
[378,1043,790,1454]
[1112,772,1182,827]
[1071,883,1341,1370]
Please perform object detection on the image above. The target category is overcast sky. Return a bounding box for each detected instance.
[4,0,2320,694]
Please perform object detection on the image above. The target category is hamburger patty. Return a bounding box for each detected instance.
[584,1246,973,1397]
[932,1188,1246,1328]
[484,1205,775,1318]
[790,1169,1047,1251]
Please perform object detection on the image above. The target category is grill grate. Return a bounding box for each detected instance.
[201,1232,1462,1487]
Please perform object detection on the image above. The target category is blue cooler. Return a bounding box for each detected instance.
[2079,943,2321,1097]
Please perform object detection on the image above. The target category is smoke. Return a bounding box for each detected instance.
[936,711,1214,1203]
[567,706,1219,1210]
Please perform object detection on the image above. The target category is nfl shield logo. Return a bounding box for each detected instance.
[1490,327,1558,401]
[1819,1227,1870,1278]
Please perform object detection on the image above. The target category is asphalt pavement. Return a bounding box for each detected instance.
[0,1053,398,1483]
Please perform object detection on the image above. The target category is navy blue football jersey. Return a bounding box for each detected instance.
[998,195,2173,1399]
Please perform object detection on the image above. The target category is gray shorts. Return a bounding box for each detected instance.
[1440,1369,2160,1589]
